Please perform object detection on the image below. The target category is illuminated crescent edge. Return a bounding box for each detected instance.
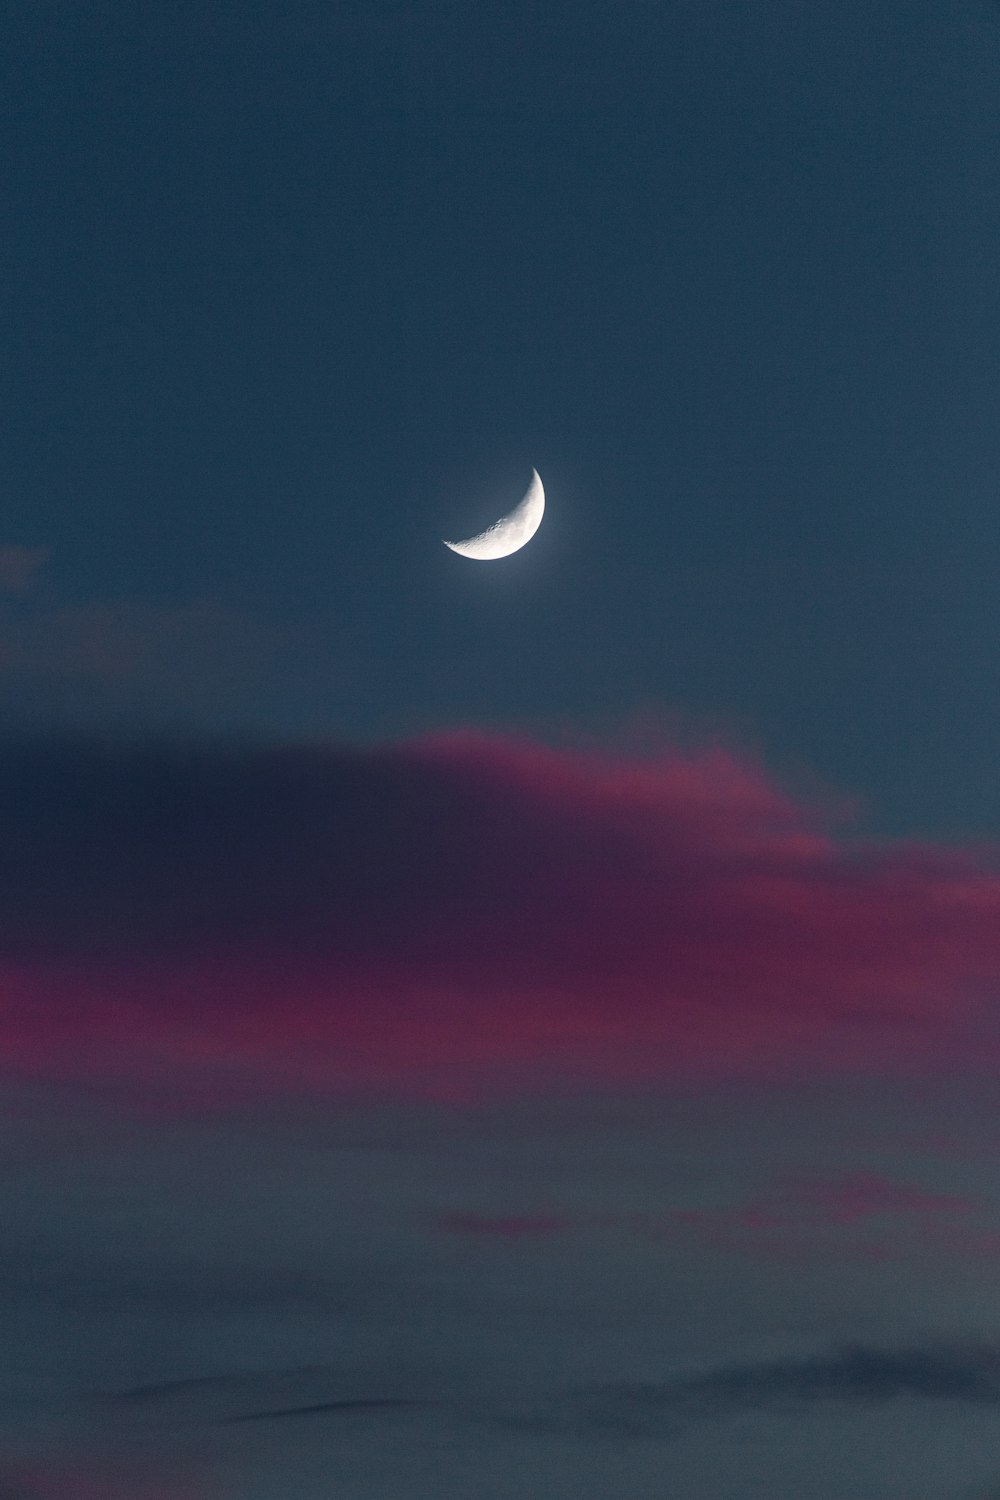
[443,469,545,559]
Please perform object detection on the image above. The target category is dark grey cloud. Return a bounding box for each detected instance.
[93,1341,1000,1444]
[677,1342,1000,1408]
[109,1367,339,1405]
[96,1364,442,1429]
[0,735,587,963]
[530,1342,1000,1438]
[219,1398,434,1424]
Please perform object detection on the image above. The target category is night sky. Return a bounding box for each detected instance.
[4,2,1000,1497]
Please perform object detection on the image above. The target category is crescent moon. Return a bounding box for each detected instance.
[443,469,545,560]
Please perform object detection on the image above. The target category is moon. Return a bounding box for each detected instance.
[443,469,545,560]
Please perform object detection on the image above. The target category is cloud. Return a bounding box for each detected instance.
[0,546,49,595]
[429,1171,980,1260]
[0,566,291,733]
[82,1339,1000,1442]
[106,1365,386,1410]
[0,732,998,1100]
[109,1368,342,1405]
[658,1171,975,1260]
[0,597,278,688]
[98,1364,442,1428]
[218,1399,432,1424]
[531,1341,1000,1437]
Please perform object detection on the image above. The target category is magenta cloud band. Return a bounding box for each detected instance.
[0,731,998,1102]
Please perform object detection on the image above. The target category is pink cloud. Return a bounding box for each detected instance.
[429,1174,980,1261]
[690,1173,972,1230]
[658,1172,975,1261]
[0,732,999,1102]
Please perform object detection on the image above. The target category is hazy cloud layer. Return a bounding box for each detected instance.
[0,544,293,733]
[3,1073,1000,1500]
[0,546,49,596]
[0,597,283,728]
[432,1170,983,1261]
[0,732,998,1099]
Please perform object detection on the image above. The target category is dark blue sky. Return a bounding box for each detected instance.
[3,0,999,837]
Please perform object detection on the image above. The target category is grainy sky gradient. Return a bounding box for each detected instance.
[4,1,1000,1496]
